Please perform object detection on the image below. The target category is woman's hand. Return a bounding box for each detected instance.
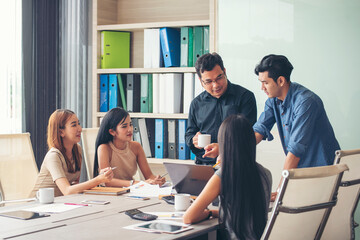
[202,143,219,158]
[97,167,114,183]
[145,175,166,186]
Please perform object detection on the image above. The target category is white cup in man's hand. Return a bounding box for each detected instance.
[198,134,211,148]
[36,188,54,204]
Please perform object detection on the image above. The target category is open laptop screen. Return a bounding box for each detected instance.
[163,162,215,196]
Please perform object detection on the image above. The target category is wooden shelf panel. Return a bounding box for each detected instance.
[96,112,189,119]
[97,20,210,31]
[97,0,211,25]
[97,67,196,74]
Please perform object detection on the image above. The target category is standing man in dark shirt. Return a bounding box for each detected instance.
[185,52,257,164]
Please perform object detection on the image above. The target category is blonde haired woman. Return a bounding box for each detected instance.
[30,109,113,197]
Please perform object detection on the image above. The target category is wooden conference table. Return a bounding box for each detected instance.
[0,193,219,240]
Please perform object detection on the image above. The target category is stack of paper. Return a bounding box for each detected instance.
[129,181,172,197]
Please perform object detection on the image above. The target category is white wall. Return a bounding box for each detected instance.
[218,0,360,236]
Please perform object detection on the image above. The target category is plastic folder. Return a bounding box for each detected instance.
[132,118,142,144]
[144,29,162,68]
[181,27,191,67]
[100,74,109,112]
[190,150,196,160]
[146,118,155,157]
[155,119,168,159]
[183,73,195,114]
[159,74,167,113]
[148,74,153,113]
[193,27,204,64]
[126,74,140,112]
[152,74,160,113]
[138,118,152,157]
[140,74,150,113]
[117,74,127,110]
[160,27,180,67]
[188,27,194,67]
[109,74,119,110]
[165,74,182,114]
[180,27,194,67]
[178,119,190,160]
[203,26,209,54]
[167,119,178,159]
[101,31,130,69]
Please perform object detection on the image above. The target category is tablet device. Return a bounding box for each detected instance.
[132,220,193,234]
[0,210,50,220]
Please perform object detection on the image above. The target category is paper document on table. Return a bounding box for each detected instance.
[129,181,172,197]
[145,212,184,220]
[23,203,83,213]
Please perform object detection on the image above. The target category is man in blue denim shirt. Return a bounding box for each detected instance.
[253,54,340,171]
[203,54,340,199]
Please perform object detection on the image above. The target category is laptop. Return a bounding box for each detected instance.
[163,162,215,196]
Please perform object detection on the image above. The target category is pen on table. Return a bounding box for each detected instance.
[212,162,220,168]
[101,167,117,174]
[126,196,150,200]
[64,203,89,206]
[160,172,168,178]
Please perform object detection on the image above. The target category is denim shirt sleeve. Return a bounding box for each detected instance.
[287,97,319,159]
[253,98,276,141]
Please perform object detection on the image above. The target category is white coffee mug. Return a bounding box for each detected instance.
[174,194,191,211]
[198,134,211,148]
[36,188,54,204]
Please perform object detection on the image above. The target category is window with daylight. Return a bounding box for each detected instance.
[0,0,22,133]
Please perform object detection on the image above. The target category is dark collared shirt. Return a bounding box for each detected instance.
[253,82,340,168]
[185,80,257,164]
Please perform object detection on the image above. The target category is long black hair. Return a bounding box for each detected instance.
[93,107,129,176]
[218,114,267,239]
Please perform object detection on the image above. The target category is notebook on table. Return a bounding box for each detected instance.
[83,187,130,196]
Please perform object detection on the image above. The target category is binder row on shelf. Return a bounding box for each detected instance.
[144,26,210,68]
[131,118,194,160]
[99,73,203,114]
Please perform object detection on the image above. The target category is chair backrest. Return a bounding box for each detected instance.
[0,133,39,201]
[262,164,349,240]
[81,128,99,180]
[321,149,360,240]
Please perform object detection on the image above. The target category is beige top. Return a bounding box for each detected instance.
[108,141,137,180]
[29,147,81,197]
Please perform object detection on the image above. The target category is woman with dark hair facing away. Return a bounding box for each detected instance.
[30,109,114,197]
[183,114,272,239]
[94,107,165,187]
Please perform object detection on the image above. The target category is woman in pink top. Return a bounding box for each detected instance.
[94,107,165,187]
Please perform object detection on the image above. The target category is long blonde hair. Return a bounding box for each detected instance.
[47,109,81,173]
